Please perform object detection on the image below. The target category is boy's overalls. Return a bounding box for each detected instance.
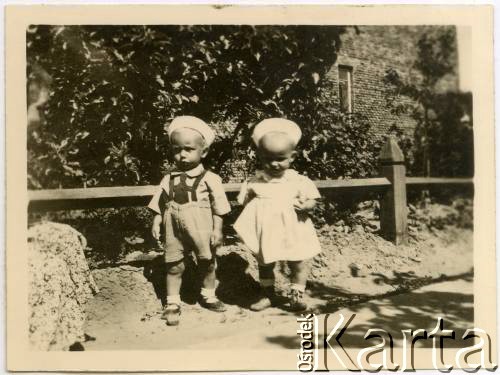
[158,171,214,263]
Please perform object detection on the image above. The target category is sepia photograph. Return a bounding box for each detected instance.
[6,4,496,372]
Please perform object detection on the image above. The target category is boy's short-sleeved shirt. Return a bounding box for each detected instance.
[148,164,231,216]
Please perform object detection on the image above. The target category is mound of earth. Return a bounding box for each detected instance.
[217,224,472,301]
[28,222,98,350]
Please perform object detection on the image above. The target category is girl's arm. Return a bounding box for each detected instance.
[237,181,256,206]
[294,175,321,212]
[293,198,317,212]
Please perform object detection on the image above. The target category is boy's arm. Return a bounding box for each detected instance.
[148,175,169,241]
[148,175,170,214]
[205,172,231,216]
[151,214,162,240]
[210,214,224,248]
[205,173,230,249]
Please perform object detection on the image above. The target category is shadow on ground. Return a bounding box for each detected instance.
[142,255,201,306]
[216,252,261,308]
[132,250,474,350]
[266,272,474,349]
[140,251,262,308]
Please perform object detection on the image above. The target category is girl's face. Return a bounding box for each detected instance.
[170,129,207,171]
[258,132,296,178]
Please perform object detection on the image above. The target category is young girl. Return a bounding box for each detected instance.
[234,118,321,312]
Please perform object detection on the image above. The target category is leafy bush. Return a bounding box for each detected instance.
[426,92,473,177]
[27,25,395,261]
[293,83,381,179]
[383,27,473,178]
[408,197,473,232]
[29,207,157,266]
[29,25,376,188]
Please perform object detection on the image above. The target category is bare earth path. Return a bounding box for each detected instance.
[83,226,473,351]
[84,276,472,351]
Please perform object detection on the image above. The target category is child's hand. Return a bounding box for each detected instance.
[210,229,224,249]
[293,198,317,212]
[151,214,162,240]
[293,192,307,211]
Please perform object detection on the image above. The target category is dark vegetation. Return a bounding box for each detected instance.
[27,25,474,264]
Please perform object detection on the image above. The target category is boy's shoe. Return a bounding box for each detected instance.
[161,303,181,326]
[199,298,227,312]
[250,287,275,311]
[288,289,308,312]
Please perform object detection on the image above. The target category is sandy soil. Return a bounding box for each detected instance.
[83,224,473,350]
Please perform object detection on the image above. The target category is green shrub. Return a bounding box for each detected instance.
[28,25,356,188]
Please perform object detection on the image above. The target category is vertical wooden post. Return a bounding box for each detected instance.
[379,137,408,245]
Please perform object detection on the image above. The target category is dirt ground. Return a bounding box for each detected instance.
[83,221,473,350]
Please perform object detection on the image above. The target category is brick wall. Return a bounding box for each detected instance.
[325,26,459,139]
[225,26,459,181]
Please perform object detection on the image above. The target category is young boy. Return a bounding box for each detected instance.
[148,116,231,326]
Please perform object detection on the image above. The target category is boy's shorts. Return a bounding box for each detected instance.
[162,200,214,263]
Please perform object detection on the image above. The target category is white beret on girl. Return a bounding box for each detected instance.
[167,116,215,146]
[251,118,302,147]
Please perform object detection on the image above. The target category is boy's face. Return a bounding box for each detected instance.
[170,129,207,171]
[258,132,296,178]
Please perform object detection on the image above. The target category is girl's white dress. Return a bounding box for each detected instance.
[233,169,322,264]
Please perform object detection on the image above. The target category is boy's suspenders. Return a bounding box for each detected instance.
[190,171,207,202]
[161,170,208,206]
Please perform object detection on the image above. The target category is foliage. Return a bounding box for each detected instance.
[291,80,382,179]
[408,196,473,232]
[27,25,370,189]
[383,27,473,177]
[27,25,394,259]
[29,207,157,266]
[234,80,382,181]
[427,92,473,177]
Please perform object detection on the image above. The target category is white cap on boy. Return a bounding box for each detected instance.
[167,116,215,146]
[251,118,302,147]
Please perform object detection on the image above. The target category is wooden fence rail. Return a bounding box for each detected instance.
[28,138,473,245]
[27,177,392,212]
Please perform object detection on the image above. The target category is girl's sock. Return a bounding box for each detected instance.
[200,287,218,303]
[166,294,181,305]
[290,283,306,293]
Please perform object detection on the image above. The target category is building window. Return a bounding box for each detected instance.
[338,65,353,113]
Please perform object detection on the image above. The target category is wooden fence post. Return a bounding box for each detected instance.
[379,137,408,245]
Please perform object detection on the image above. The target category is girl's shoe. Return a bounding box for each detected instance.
[199,298,227,312]
[289,289,308,312]
[250,296,272,311]
[161,303,181,326]
[250,287,275,311]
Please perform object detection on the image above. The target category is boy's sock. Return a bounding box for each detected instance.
[166,294,181,306]
[290,283,306,293]
[260,278,275,289]
[200,287,218,303]
[199,287,226,312]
